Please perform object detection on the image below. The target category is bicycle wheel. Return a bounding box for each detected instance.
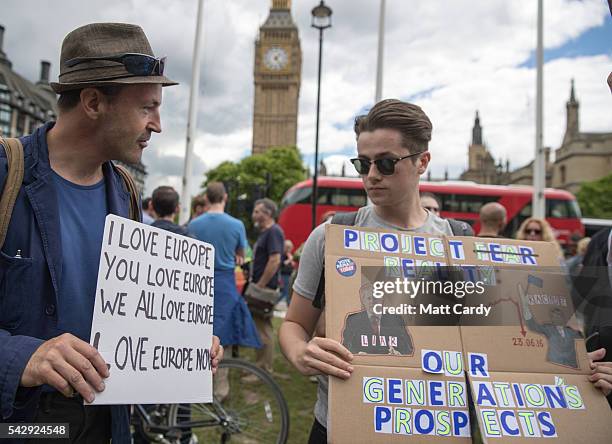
[132,404,175,443]
[168,358,290,444]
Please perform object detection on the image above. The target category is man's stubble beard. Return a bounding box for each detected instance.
[101,119,143,165]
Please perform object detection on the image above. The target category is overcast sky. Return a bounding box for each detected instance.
[2,0,611,197]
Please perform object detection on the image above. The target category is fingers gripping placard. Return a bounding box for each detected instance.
[89,215,215,404]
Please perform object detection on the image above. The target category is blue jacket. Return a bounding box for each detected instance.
[0,123,132,443]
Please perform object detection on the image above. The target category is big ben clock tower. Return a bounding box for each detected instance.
[252,0,302,154]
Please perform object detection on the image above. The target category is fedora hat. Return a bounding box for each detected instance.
[50,22,178,93]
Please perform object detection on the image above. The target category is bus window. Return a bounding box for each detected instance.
[440,193,499,213]
[281,186,359,209]
[504,202,534,238]
[547,199,581,219]
[568,200,581,218]
[329,187,367,207]
[519,200,582,219]
[504,198,582,240]
[519,203,532,218]
[280,186,312,208]
[548,200,569,218]
[349,193,367,207]
[316,188,331,204]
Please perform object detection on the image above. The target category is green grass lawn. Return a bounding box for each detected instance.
[234,317,317,443]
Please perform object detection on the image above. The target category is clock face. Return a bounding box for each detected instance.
[263,47,289,71]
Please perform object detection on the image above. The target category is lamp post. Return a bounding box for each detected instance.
[311,0,332,230]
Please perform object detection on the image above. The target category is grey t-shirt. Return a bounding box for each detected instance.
[292,205,453,427]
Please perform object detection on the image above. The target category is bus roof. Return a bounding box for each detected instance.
[287,176,366,191]
[288,176,577,200]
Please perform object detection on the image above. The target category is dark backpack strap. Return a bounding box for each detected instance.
[448,218,474,236]
[330,211,359,226]
[312,211,358,309]
[112,163,142,223]
[0,137,24,251]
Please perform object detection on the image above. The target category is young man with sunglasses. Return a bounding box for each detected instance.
[279,99,453,443]
[0,23,222,443]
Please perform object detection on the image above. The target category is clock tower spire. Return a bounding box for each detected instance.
[252,0,302,154]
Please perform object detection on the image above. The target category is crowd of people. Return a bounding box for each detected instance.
[0,21,610,444]
[140,186,294,380]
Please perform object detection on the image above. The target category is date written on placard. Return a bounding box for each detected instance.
[0,423,69,439]
[512,337,544,347]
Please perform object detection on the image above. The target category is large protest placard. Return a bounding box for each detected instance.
[89,215,215,404]
[325,224,612,443]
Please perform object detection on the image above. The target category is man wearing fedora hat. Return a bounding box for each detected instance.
[0,23,222,443]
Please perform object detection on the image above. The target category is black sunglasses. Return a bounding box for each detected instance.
[65,53,166,76]
[526,228,542,235]
[350,151,426,176]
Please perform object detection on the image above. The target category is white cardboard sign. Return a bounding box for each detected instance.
[89,215,215,404]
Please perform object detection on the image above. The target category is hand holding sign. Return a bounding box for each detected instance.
[20,333,109,403]
[294,337,354,380]
[588,348,612,396]
[211,335,223,375]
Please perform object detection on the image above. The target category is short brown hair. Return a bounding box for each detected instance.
[419,192,440,207]
[354,99,432,154]
[205,182,226,204]
[57,85,124,113]
[152,186,179,218]
[191,194,208,213]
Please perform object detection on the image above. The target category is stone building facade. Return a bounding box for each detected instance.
[0,26,57,138]
[506,147,553,187]
[459,111,511,184]
[548,81,612,194]
[460,81,612,194]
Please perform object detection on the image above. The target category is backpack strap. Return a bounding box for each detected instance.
[330,211,359,226]
[312,211,358,309]
[112,163,142,223]
[0,137,25,251]
[447,218,474,236]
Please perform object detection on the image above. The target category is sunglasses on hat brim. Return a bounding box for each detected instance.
[65,53,166,77]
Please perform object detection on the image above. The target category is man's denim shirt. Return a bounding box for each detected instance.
[0,123,132,443]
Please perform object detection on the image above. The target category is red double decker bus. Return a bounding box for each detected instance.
[278,177,583,251]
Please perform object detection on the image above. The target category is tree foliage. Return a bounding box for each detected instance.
[576,173,612,219]
[203,146,308,237]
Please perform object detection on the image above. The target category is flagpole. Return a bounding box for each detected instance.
[180,0,205,224]
[375,0,386,103]
[532,0,545,218]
